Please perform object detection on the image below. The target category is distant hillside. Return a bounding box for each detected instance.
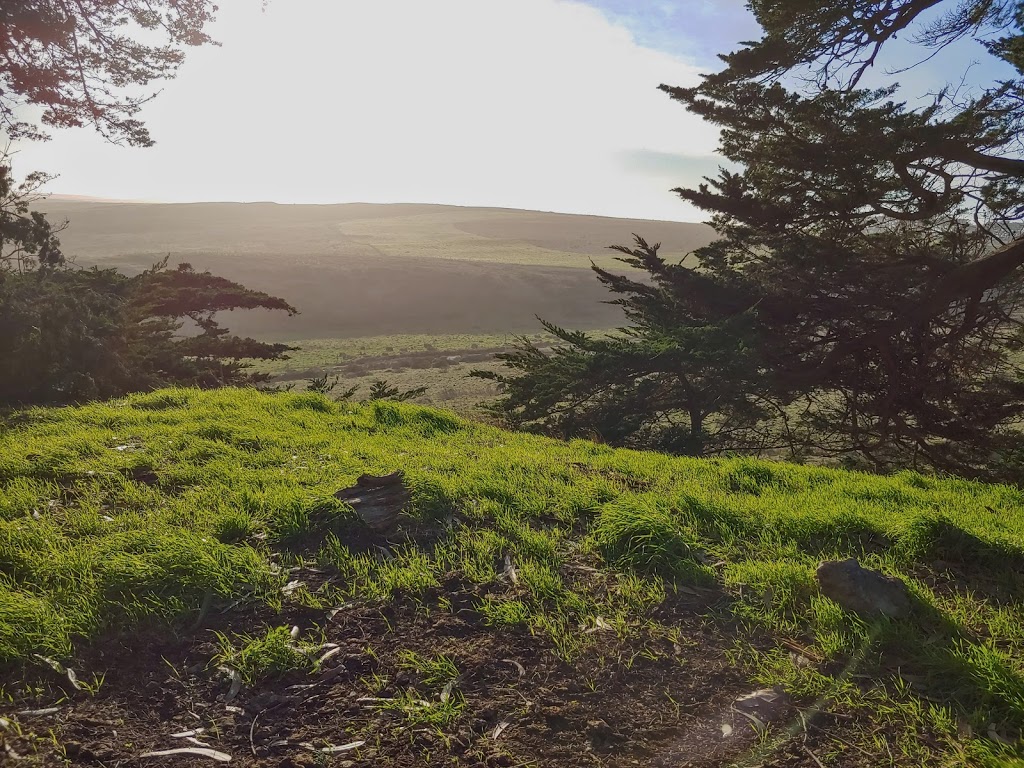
[36,200,715,341]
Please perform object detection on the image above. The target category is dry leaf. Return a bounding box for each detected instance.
[356,697,391,705]
[327,603,354,620]
[440,680,455,703]
[502,658,526,678]
[987,725,1016,745]
[734,709,767,731]
[219,667,242,703]
[170,729,206,739]
[318,647,342,665]
[33,654,64,674]
[492,719,513,739]
[302,741,365,754]
[789,651,814,669]
[731,688,789,730]
[140,747,231,762]
[501,554,518,585]
[16,707,61,718]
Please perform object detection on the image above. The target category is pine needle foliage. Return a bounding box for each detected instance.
[485,0,1024,481]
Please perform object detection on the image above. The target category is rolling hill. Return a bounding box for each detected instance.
[36,199,715,341]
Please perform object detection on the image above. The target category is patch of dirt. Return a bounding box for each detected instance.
[3,586,868,767]
[271,344,540,385]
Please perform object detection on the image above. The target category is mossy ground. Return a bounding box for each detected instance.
[1,388,1023,765]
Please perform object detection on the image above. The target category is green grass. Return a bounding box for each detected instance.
[249,333,556,376]
[248,331,621,418]
[214,625,318,685]
[1,388,1024,762]
[397,651,460,688]
[246,332,559,417]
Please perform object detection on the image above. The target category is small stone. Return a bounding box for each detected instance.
[334,472,409,530]
[587,718,622,748]
[816,558,911,619]
[63,741,96,761]
[732,687,791,726]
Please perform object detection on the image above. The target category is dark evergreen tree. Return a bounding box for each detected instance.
[487,0,1024,479]
[0,259,296,406]
[477,238,769,456]
[0,164,64,272]
[0,2,300,405]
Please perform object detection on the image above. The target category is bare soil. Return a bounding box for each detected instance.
[4,583,870,767]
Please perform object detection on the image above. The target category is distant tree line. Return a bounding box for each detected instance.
[0,0,298,407]
[482,0,1024,482]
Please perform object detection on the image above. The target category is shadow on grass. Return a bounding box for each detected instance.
[855,589,1024,739]
[901,517,1024,605]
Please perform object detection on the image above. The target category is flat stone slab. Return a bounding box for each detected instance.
[334,471,410,531]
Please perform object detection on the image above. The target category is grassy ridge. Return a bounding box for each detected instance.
[1,388,1023,763]
[249,332,555,377]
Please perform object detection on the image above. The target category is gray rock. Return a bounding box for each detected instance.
[334,471,410,530]
[815,558,910,619]
[732,687,791,726]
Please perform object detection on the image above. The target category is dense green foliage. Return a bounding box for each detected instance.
[0,388,1023,761]
[489,0,1024,481]
[214,626,318,685]
[1,160,297,405]
[1,162,297,406]
[0,260,297,405]
[0,3,294,406]
[0,165,63,272]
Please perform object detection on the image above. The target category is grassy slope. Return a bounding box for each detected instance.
[1,388,1024,764]
[251,332,556,377]
[248,332,564,417]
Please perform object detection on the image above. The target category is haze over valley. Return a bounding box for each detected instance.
[39,198,715,341]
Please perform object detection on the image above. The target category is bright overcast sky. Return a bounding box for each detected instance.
[8,0,1006,221]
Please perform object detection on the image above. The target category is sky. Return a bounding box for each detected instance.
[7,0,1012,222]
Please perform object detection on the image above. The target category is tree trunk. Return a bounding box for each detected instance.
[689,407,706,457]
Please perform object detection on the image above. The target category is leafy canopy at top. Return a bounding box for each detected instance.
[0,0,299,405]
[1,0,219,146]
